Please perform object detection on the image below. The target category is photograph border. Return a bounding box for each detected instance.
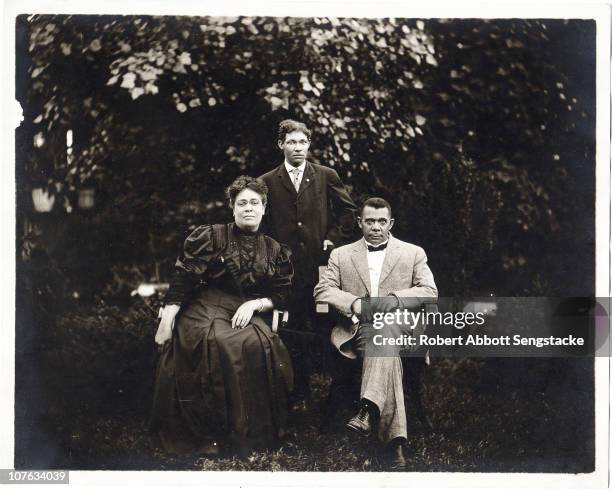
[2,1,610,487]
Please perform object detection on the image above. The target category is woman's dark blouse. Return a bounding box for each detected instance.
[164,223,293,308]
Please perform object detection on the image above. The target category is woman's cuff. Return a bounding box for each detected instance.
[257,297,274,312]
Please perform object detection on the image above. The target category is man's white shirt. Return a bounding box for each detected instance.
[351,237,389,324]
[365,238,389,298]
[284,160,306,190]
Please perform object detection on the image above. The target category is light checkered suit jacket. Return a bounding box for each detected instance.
[313,235,437,359]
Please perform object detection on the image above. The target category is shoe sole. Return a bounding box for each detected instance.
[345,422,371,438]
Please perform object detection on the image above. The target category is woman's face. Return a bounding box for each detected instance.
[233,188,266,231]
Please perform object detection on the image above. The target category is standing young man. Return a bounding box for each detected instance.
[260,119,357,408]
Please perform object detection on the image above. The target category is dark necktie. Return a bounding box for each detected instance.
[290,168,301,191]
[367,242,387,252]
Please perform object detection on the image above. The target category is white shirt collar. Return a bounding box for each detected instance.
[284,160,306,175]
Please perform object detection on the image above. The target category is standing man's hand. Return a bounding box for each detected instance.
[323,239,335,251]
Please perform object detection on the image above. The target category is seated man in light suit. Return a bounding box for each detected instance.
[313,197,437,470]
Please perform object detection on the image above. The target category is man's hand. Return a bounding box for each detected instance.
[323,239,335,251]
[351,298,362,317]
[155,304,180,345]
[377,295,401,313]
[354,324,373,352]
[231,300,260,329]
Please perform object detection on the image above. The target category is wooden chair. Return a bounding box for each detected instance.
[271,309,289,332]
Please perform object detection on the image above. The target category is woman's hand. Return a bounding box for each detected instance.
[155,304,180,345]
[231,300,261,329]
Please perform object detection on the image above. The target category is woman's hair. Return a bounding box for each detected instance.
[226,175,268,207]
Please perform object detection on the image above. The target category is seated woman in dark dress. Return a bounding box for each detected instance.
[150,176,294,457]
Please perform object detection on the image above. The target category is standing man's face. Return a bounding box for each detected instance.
[278,130,310,167]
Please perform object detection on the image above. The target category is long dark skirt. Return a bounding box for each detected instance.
[150,288,294,456]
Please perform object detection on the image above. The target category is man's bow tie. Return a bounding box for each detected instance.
[367,242,387,252]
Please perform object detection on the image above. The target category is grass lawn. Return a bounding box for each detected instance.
[15,300,595,472]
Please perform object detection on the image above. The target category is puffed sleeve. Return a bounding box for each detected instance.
[267,244,294,309]
[163,225,218,305]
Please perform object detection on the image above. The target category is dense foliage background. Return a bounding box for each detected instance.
[17,15,595,296]
[15,15,596,471]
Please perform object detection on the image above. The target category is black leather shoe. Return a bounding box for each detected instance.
[346,408,371,437]
[387,444,406,471]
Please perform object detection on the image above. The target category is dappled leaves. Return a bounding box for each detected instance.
[18,15,594,295]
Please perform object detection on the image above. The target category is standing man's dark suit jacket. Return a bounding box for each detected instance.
[260,161,357,287]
